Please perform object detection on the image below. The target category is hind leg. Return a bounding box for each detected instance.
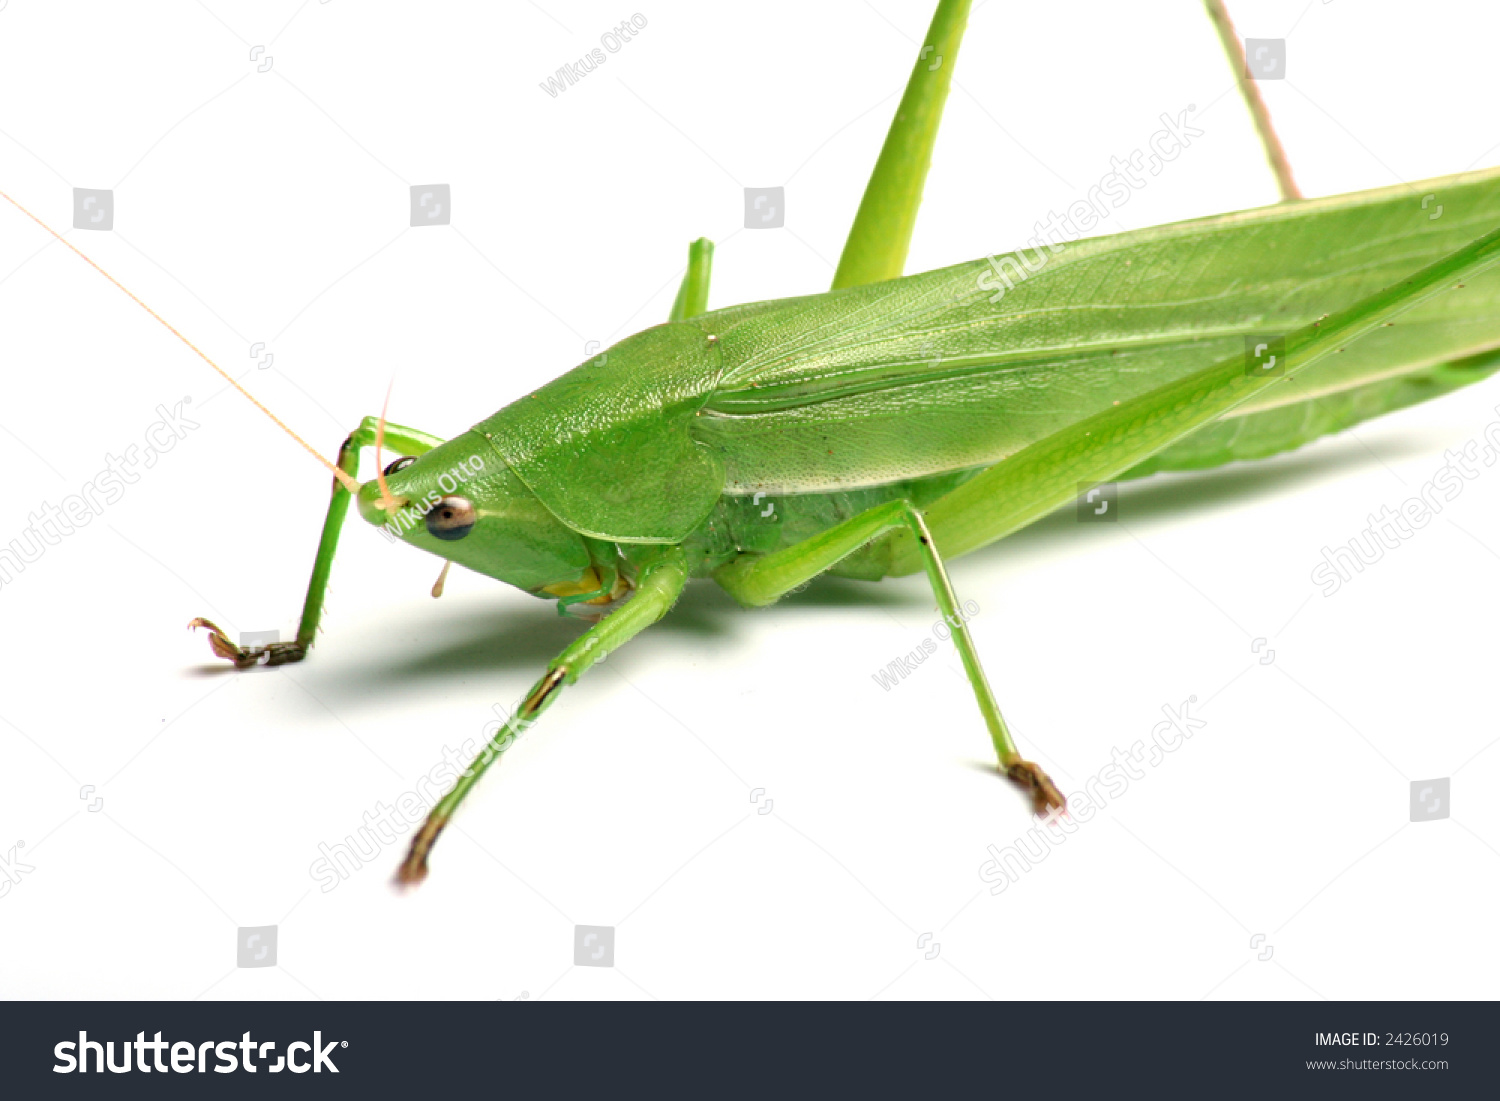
[714,498,1064,815]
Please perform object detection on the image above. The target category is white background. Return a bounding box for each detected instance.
[2,0,1498,1001]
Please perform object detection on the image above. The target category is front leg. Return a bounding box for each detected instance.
[192,417,446,667]
[398,545,690,884]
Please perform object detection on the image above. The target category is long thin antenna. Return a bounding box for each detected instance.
[1202,0,1303,202]
[0,188,362,494]
[374,378,402,512]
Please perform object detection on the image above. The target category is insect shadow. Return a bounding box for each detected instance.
[208,565,931,696]
[188,429,1437,685]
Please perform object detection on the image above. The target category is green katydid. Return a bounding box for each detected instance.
[11,0,1500,885]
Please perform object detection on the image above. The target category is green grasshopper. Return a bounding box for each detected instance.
[19,0,1500,884]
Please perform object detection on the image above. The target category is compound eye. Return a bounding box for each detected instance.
[383,455,417,477]
[425,496,476,541]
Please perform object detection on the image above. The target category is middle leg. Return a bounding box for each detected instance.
[398,545,691,883]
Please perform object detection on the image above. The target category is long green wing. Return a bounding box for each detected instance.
[691,167,1500,495]
[881,214,1500,574]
